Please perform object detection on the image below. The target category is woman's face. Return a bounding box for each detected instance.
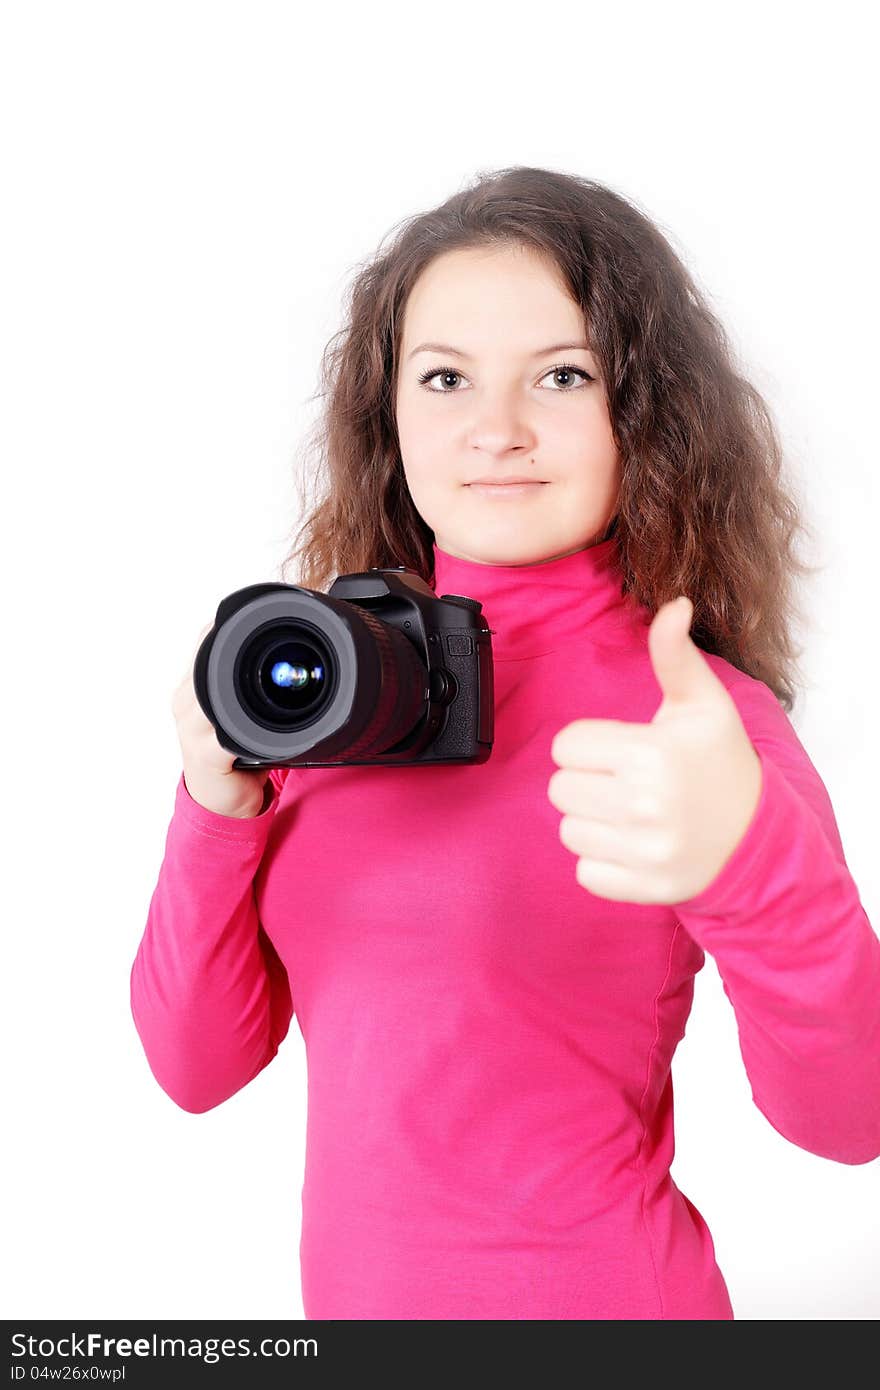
[394,241,621,566]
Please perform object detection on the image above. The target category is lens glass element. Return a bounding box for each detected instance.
[237,624,333,724]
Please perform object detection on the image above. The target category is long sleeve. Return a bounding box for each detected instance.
[130,767,294,1113]
[672,673,880,1165]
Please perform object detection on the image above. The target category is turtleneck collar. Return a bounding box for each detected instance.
[430,534,632,660]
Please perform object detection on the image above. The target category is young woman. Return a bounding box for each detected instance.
[131,166,880,1320]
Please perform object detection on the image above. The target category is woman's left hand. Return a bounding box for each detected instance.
[547,596,763,906]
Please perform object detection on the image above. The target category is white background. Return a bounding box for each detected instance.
[2,0,877,1321]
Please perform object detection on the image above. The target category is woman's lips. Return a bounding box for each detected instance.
[465,482,549,497]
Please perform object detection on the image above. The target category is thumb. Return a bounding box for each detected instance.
[648,596,721,712]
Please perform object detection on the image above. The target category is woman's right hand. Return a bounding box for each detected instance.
[171,622,272,818]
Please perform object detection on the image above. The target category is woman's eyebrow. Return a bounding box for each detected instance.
[406,341,594,361]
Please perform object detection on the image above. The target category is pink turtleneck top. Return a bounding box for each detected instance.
[130,536,880,1319]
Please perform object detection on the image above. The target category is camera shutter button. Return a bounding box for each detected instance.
[439,593,483,612]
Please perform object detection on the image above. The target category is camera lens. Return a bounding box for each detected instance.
[198,582,437,763]
[236,623,334,725]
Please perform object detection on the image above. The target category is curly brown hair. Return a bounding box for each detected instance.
[278,165,821,712]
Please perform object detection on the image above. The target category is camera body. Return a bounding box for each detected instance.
[192,565,494,769]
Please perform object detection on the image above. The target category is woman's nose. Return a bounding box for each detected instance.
[467,395,536,453]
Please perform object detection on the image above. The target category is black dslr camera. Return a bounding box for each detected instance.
[192,566,494,769]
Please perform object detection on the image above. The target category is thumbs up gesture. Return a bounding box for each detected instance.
[547,597,763,905]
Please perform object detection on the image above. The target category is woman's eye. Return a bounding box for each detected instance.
[417,368,466,392]
[539,365,593,391]
[416,363,593,393]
